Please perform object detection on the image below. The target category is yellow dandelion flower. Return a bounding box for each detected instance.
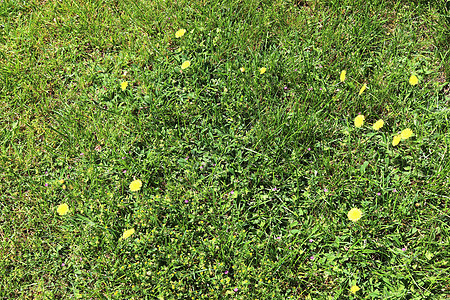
[372,119,384,131]
[129,179,142,192]
[181,61,191,70]
[58,179,65,184]
[354,114,365,128]
[350,285,360,294]
[57,203,69,216]
[392,135,401,146]
[122,228,135,239]
[240,67,245,72]
[259,67,267,74]
[409,75,418,86]
[340,70,346,82]
[175,29,186,38]
[401,128,413,140]
[358,84,367,95]
[347,208,362,222]
[121,81,128,91]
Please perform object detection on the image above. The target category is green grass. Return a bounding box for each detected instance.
[1,0,450,298]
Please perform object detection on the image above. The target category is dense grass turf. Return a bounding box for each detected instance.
[1,0,450,298]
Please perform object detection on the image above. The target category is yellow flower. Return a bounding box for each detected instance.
[401,128,413,140]
[372,119,384,130]
[350,285,360,294]
[122,228,135,239]
[175,29,186,38]
[58,179,65,184]
[259,67,267,74]
[354,114,365,128]
[409,75,418,86]
[57,203,69,216]
[340,70,346,82]
[347,208,362,222]
[358,84,367,95]
[129,179,142,192]
[240,67,245,72]
[121,81,128,91]
[181,61,191,70]
[392,135,401,146]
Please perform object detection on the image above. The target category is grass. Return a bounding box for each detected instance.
[1,0,450,298]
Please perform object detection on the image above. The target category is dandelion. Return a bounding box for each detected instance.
[340,70,346,82]
[121,81,128,91]
[181,61,191,70]
[175,29,186,38]
[57,203,69,216]
[409,75,418,86]
[354,114,365,128]
[259,67,267,74]
[122,228,135,239]
[129,179,142,192]
[240,67,245,72]
[347,208,362,222]
[358,84,367,95]
[372,119,384,130]
[392,135,401,146]
[401,128,413,140]
[58,179,64,184]
[350,285,360,294]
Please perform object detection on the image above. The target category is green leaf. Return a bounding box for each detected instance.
[360,161,369,174]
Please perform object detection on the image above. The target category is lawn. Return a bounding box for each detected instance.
[1,0,450,299]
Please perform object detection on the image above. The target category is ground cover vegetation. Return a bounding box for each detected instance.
[1,0,450,298]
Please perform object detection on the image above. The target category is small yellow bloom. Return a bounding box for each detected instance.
[175,29,186,38]
[259,67,267,74]
[350,285,360,294]
[372,119,384,131]
[240,67,245,72]
[354,114,365,128]
[58,179,65,184]
[348,208,362,222]
[392,135,401,146]
[340,70,346,82]
[122,228,135,239]
[409,75,418,86]
[181,61,191,70]
[358,84,367,95]
[401,128,413,140]
[121,81,128,91]
[129,179,142,192]
[57,203,69,216]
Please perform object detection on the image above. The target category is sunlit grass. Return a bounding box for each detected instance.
[1,0,450,298]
